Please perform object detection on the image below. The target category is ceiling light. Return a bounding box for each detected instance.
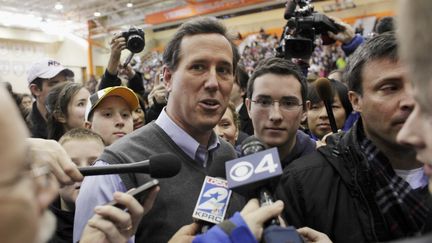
[54,2,63,10]
[94,12,101,17]
[127,2,133,8]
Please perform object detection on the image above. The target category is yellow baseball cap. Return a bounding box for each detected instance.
[85,86,139,121]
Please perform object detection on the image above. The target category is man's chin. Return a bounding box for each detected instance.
[199,118,221,131]
[35,210,57,243]
[262,139,285,148]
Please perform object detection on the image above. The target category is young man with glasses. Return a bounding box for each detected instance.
[245,57,316,169]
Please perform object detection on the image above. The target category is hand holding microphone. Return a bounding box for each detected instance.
[80,187,159,243]
[241,198,285,241]
[297,227,333,243]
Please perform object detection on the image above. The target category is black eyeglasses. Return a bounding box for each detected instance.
[251,96,303,111]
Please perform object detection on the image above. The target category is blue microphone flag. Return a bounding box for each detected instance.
[192,176,232,224]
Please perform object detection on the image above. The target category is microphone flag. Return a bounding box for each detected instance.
[192,176,232,224]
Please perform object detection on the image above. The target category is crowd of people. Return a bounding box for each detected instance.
[102,21,357,94]
[1,3,432,243]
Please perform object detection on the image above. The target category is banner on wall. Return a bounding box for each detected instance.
[145,0,268,25]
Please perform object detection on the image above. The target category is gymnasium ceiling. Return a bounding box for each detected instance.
[0,0,290,39]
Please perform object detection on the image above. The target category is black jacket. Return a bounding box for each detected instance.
[238,103,253,135]
[27,102,47,139]
[99,69,145,97]
[275,121,432,243]
[48,197,74,243]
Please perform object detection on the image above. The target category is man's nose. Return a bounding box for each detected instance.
[204,68,219,91]
[269,102,283,122]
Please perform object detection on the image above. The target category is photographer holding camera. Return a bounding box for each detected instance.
[99,28,168,128]
[99,29,146,97]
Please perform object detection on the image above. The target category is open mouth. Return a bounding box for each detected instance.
[200,99,220,110]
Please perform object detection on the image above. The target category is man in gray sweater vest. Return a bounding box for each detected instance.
[73,17,245,243]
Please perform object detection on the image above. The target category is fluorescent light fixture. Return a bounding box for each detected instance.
[54,2,63,10]
[0,11,87,39]
[127,2,133,8]
[94,12,101,17]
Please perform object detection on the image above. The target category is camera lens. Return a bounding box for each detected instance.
[127,34,145,53]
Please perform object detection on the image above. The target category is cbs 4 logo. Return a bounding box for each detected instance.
[229,152,279,182]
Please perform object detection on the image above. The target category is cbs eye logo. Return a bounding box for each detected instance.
[229,153,278,182]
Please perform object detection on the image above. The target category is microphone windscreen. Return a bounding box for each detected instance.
[207,152,236,179]
[241,136,266,156]
[284,0,297,20]
[314,78,333,104]
[149,153,181,178]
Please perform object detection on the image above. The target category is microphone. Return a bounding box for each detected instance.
[78,153,181,178]
[315,78,338,133]
[226,136,282,197]
[226,137,283,226]
[227,137,304,243]
[192,176,232,233]
[192,154,235,233]
[284,0,298,20]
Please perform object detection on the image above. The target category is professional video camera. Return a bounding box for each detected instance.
[122,27,145,53]
[277,0,341,59]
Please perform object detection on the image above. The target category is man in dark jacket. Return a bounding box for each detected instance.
[245,57,316,170]
[275,32,432,243]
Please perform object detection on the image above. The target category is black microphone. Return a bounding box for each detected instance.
[225,136,283,226]
[241,137,280,225]
[234,137,304,242]
[78,153,181,178]
[226,136,282,197]
[315,77,338,133]
[206,152,235,179]
[284,0,298,20]
[241,136,266,156]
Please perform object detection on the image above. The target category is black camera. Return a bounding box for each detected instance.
[122,27,145,53]
[277,0,341,59]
